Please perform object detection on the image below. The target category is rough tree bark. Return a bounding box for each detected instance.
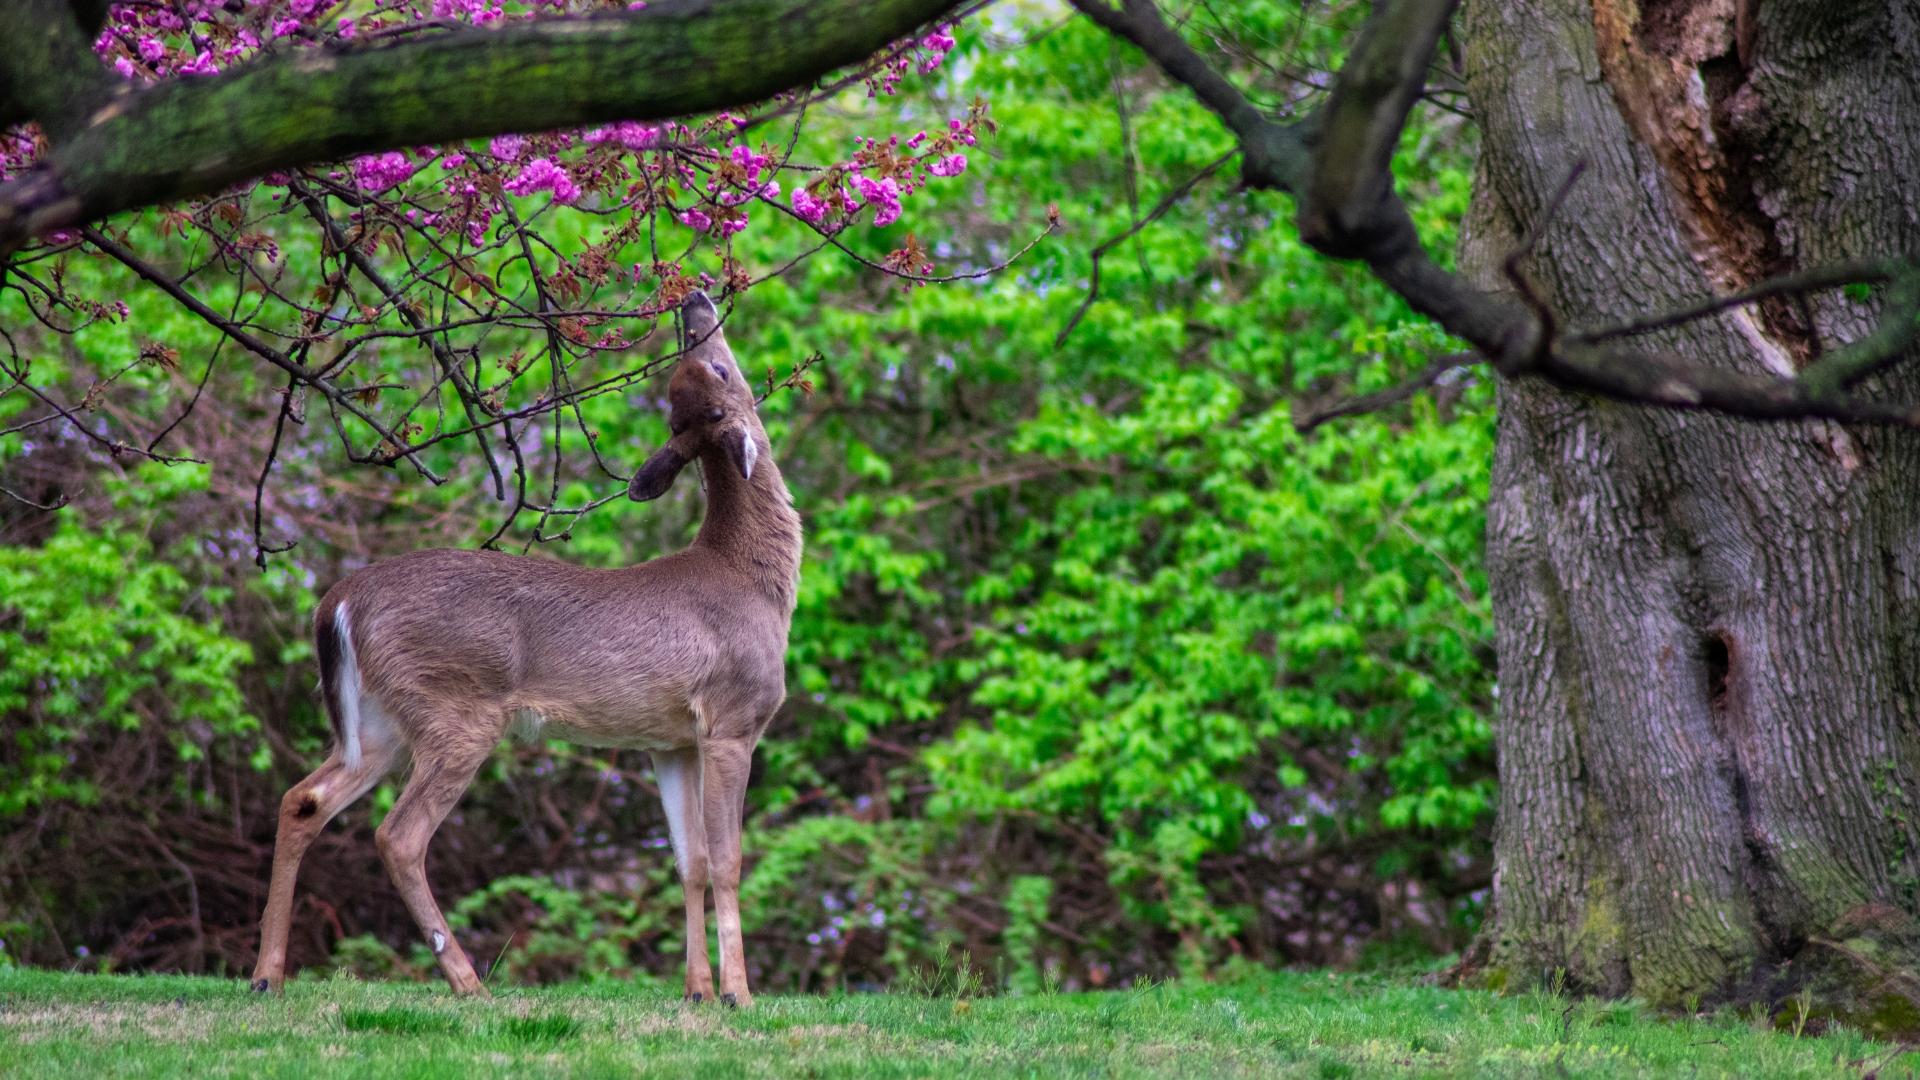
[1460,0,1920,1004]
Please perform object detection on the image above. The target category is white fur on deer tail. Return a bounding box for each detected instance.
[332,602,367,770]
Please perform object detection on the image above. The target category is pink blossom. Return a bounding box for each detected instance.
[928,153,966,177]
[729,144,770,181]
[440,152,467,169]
[585,121,660,150]
[290,0,322,16]
[503,157,580,203]
[112,56,136,78]
[271,16,300,36]
[489,134,525,160]
[716,214,748,238]
[918,29,956,73]
[851,174,903,226]
[336,16,355,36]
[627,0,645,7]
[678,208,712,232]
[353,151,414,191]
[137,35,165,62]
[790,188,827,224]
[906,131,927,149]
[177,50,217,75]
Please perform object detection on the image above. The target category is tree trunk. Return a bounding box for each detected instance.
[1459,0,1920,1005]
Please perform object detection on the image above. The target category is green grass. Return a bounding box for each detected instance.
[0,966,1905,1078]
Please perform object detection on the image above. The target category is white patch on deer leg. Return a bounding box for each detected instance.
[334,603,365,769]
[432,930,446,954]
[655,757,697,879]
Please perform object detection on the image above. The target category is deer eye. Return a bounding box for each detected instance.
[710,362,728,381]
[707,407,725,423]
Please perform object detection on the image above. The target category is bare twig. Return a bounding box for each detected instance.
[1055,150,1237,347]
[1293,352,1478,432]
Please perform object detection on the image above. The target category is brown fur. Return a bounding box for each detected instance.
[250,294,800,1005]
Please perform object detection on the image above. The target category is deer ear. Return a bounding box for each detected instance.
[721,426,757,481]
[629,444,690,501]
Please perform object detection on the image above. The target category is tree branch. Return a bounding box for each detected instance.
[1,0,972,253]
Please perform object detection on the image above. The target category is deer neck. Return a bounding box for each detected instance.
[691,442,802,610]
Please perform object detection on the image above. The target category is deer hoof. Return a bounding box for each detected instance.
[688,992,704,1004]
[250,979,271,993]
[721,993,738,1009]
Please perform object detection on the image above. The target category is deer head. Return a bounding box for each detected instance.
[630,292,760,502]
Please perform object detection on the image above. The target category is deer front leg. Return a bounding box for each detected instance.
[701,736,756,1008]
[375,729,493,995]
[251,740,399,992]
[654,746,714,1002]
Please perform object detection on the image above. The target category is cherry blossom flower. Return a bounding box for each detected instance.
[929,153,967,177]
[678,209,713,232]
[851,174,903,226]
[336,17,355,37]
[790,188,828,224]
[503,157,580,203]
[489,134,526,160]
[585,122,661,150]
[353,151,414,191]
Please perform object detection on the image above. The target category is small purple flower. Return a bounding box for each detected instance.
[440,152,467,169]
[488,134,525,160]
[112,56,136,78]
[717,213,748,237]
[585,121,660,150]
[177,50,217,75]
[928,153,967,177]
[729,144,770,181]
[271,16,300,36]
[353,151,414,192]
[137,36,165,62]
[336,16,355,37]
[504,157,580,203]
[678,208,712,232]
[851,174,903,226]
[290,0,322,17]
[790,188,827,224]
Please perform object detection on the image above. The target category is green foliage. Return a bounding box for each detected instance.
[1003,875,1054,996]
[0,498,260,816]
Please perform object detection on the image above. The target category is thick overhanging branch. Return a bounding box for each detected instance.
[0,0,971,253]
[1079,0,1920,429]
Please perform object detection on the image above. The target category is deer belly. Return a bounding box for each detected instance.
[505,699,697,751]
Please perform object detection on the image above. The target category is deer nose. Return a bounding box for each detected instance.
[707,407,724,422]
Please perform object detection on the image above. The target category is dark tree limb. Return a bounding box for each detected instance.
[0,0,973,253]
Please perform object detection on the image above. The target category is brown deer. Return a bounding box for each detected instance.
[249,292,799,1007]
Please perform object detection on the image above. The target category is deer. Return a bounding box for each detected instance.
[248,292,799,1007]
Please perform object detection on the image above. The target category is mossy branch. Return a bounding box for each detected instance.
[0,0,969,252]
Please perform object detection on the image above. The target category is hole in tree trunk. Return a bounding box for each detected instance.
[1705,633,1731,714]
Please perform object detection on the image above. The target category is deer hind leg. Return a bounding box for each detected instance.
[251,731,403,992]
[654,745,714,1002]
[375,718,496,995]
[701,736,755,1008]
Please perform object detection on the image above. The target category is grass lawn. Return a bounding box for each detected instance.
[0,965,1904,1078]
